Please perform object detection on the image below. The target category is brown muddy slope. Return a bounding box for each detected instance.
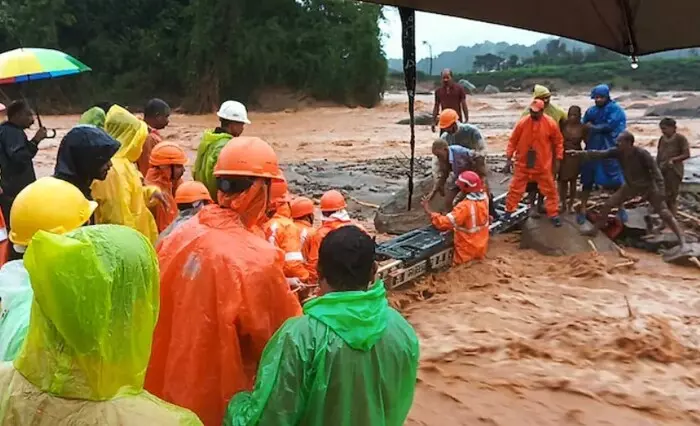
[394,236,700,426]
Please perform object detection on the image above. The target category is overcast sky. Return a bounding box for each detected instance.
[380,8,547,60]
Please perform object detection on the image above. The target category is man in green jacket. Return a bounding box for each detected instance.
[193,100,250,198]
[225,225,420,426]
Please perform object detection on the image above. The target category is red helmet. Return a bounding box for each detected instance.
[455,171,483,193]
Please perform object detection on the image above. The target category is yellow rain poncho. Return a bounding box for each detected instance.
[0,225,202,425]
[91,106,159,243]
[521,84,567,124]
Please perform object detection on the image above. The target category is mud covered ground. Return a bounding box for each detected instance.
[31,91,700,425]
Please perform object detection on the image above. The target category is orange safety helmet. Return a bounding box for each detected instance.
[214,136,283,181]
[174,181,213,204]
[455,170,483,193]
[270,178,292,205]
[290,197,314,219]
[320,190,346,212]
[149,142,188,166]
[438,108,459,129]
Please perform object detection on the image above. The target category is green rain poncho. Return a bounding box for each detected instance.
[0,225,202,425]
[193,130,233,198]
[78,106,107,128]
[224,281,420,426]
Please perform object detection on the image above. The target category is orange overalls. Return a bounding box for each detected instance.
[263,204,309,283]
[505,115,563,217]
[431,192,490,265]
[303,219,371,283]
[294,219,316,265]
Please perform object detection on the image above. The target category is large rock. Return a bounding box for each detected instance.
[520,214,616,256]
[483,84,500,94]
[645,97,700,118]
[374,176,445,234]
[458,79,477,94]
[614,91,657,102]
[396,112,433,125]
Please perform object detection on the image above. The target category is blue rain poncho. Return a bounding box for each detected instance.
[581,84,626,189]
[225,280,420,426]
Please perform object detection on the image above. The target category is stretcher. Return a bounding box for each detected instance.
[375,193,529,289]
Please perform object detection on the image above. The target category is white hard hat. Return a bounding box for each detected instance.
[217,100,251,124]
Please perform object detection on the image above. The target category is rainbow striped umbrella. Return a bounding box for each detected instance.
[0,48,91,84]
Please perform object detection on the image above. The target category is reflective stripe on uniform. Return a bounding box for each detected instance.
[300,228,308,246]
[0,228,7,242]
[285,252,304,262]
[268,222,278,245]
[447,201,489,234]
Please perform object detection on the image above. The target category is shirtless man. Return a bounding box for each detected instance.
[656,117,690,216]
[558,106,587,213]
[567,131,687,251]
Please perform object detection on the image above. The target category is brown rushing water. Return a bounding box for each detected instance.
[29,91,700,425]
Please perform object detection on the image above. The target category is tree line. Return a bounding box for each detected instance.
[0,0,387,112]
[472,39,626,72]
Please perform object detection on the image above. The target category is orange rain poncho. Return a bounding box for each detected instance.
[263,204,310,283]
[304,213,356,283]
[0,225,201,425]
[505,113,563,217]
[147,183,303,426]
[91,105,159,243]
[430,192,490,265]
[145,143,188,233]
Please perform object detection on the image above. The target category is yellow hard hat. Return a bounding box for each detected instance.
[10,177,98,246]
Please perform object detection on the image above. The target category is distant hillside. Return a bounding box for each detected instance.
[388,37,698,74]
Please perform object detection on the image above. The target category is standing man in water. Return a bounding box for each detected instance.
[432,68,469,133]
[0,101,47,254]
[578,84,626,225]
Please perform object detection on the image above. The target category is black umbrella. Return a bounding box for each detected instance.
[363,1,700,210]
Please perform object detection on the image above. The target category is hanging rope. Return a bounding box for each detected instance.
[399,7,416,211]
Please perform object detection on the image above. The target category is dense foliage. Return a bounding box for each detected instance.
[460,57,700,92]
[0,0,387,112]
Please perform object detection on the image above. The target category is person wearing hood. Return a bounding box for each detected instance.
[193,100,250,198]
[304,190,365,283]
[53,125,120,201]
[156,181,212,246]
[0,225,202,425]
[263,178,309,287]
[225,225,419,426]
[147,137,302,426]
[91,105,163,243]
[137,98,171,177]
[578,84,626,224]
[78,102,114,128]
[0,177,98,362]
[145,142,188,233]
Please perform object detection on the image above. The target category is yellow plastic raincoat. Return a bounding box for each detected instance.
[0,225,202,425]
[91,106,160,243]
[521,84,567,124]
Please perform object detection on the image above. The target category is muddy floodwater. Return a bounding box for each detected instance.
[32,91,700,425]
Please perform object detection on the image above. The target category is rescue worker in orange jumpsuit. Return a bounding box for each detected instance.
[505,99,564,227]
[305,190,360,283]
[144,142,188,233]
[156,181,213,245]
[263,178,309,286]
[422,171,490,265]
[146,136,302,426]
[290,196,316,261]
